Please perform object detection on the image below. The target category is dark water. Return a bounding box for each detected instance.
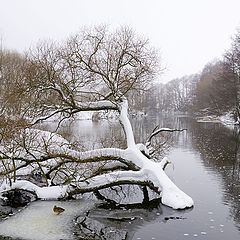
[2,114,240,240]
[130,114,240,240]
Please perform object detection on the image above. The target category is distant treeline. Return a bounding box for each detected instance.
[137,29,240,122]
[1,28,240,123]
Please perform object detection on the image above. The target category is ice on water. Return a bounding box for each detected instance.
[0,200,95,240]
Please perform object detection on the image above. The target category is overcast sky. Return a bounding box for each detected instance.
[0,0,240,83]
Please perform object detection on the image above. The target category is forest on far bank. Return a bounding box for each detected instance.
[136,29,240,122]
[1,28,240,122]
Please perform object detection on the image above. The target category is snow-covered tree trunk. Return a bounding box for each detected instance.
[104,98,194,209]
[0,25,193,209]
[1,98,193,209]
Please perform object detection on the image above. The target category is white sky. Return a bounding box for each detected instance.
[0,0,240,83]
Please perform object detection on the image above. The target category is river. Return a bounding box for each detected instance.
[0,113,240,240]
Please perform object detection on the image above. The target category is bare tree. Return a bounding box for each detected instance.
[224,29,240,122]
[0,26,193,209]
[0,49,28,116]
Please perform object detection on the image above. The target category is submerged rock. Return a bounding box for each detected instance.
[2,189,37,208]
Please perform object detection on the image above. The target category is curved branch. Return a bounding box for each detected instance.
[147,127,187,145]
[49,148,140,168]
[0,147,140,179]
[31,107,73,125]
[31,100,118,125]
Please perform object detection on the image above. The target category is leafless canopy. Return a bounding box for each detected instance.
[19,25,160,123]
[0,26,194,210]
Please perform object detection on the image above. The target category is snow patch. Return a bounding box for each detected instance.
[0,180,68,200]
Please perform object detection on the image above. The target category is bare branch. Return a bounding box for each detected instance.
[147,127,187,146]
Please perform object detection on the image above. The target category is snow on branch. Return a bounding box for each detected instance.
[0,124,194,209]
[0,25,194,210]
[44,148,140,177]
[0,180,68,199]
[146,127,187,146]
[68,169,158,196]
[75,100,118,111]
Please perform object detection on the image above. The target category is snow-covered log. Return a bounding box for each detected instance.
[0,98,193,209]
[0,180,67,199]
[0,26,193,209]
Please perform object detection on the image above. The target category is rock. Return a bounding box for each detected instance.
[0,199,13,221]
[2,189,37,208]
[75,215,128,240]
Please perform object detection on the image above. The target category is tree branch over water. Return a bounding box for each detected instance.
[0,25,193,209]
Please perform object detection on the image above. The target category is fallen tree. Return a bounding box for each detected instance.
[0,25,193,209]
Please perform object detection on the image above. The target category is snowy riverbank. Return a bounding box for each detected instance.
[196,112,236,127]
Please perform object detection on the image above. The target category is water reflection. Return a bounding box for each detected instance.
[41,119,126,150]
[112,114,240,236]
[3,114,240,239]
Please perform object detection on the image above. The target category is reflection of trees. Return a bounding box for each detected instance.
[189,122,240,230]
[41,119,126,150]
[74,202,159,240]
[131,115,192,157]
